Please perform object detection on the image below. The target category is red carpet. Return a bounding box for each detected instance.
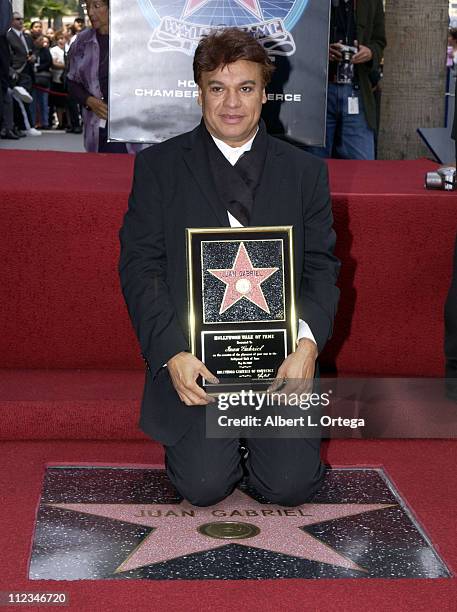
[1,151,456,609]
[0,370,146,440]
[0,440,455,611]
[1,152,455,376]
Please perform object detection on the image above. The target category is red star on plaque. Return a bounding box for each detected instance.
[182,0,263,21]
[208,242,278,315]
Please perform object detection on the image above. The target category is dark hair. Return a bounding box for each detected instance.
[31,21,42,28]
[450,28,457,42]
[193,28,274,86]
[86,0,109,7]
[74,18,85,24]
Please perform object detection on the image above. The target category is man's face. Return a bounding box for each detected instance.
[12,15,24,31]
[198,59,267,148]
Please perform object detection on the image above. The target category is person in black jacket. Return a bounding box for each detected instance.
[310,0,386,160]
[32,34,52,129]
[0,0,15,138]
[119,29,340,507]
[7,11,41,134]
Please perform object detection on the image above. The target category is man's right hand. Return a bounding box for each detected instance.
[86,96,108,120]
[329,42,343,62]
[167,352,219,406]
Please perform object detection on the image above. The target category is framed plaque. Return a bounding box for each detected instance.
[186,227,296,391]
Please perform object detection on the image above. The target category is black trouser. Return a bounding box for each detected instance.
[165,411,325,507]
[66,92,81,128]
[445,231,457,400]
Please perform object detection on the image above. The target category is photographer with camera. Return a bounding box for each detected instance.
[309,0,386,160]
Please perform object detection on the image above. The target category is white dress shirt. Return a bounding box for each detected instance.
[211,132,317,347]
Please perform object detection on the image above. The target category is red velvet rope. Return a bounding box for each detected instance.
[33,84,68,97]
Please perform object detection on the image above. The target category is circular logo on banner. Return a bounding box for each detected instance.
[137,0,310,56]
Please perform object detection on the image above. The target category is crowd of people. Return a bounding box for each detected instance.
[0,0,454,162]
[0,0,127,152]
[0,3,84,140]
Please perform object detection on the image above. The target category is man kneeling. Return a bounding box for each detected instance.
[119,28,340,507]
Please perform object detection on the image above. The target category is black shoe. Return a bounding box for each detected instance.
[72,126,83,134]
[1,128,20,140]
[12,127,26,138]
[65,127,74,133]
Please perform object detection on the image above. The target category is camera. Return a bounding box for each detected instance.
[336,44,358,84]
[425,166,456,191]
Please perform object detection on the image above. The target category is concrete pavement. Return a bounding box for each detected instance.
[0,128,85,152]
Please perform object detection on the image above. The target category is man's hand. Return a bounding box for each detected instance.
[352,44,373,64]
[268,338,318,396]
[329,42,343,62]
[86,96,108,120]
[167,352,219,406]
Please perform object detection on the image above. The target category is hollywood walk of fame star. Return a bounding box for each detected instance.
[182,0,263,21]
[49,489,395,574]
[208,242,278,315]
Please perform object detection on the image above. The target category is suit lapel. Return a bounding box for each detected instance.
[182,126,230,227]
[250,136,286,226]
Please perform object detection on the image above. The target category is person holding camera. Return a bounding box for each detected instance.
[309,0,386,160]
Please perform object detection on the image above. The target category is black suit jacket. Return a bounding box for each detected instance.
[7,28,33,69]
[119,124,340,445]
[354,0,386,132]
[7,28,34,89]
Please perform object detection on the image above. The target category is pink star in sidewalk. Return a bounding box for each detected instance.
[208,242,278,314]
[49,489,395,574]
[182,0,263,21]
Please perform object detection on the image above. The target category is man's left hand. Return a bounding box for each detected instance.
[268,338,318,396]
[352,44,373,64]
